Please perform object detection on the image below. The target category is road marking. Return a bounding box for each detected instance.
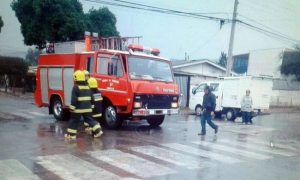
[130,145,208,169]
[161,143,242,164]
[241,137,300,152]
[13,112,36,120]
[28,111,48,117]
[221,125,275,135]
[87,149,176,178]
[0,159,40,180]
[36,154,120,180]
[192,141,272,160]
[218,139,297,156]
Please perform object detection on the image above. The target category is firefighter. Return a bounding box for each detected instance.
[83,70,92,132]
[64,70,103,139]
[87,77,103,119]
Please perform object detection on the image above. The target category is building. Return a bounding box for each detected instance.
[172,59,232,108]
[233,48,300,107]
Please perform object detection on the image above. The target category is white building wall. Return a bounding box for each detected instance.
[247,48,284,78]
[176,63,226,78]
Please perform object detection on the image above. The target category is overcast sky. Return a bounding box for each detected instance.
[0,0,299,60]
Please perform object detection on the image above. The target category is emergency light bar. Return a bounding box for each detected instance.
[127,44,160,56]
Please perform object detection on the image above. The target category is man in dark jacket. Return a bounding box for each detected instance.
[198,85,219,135]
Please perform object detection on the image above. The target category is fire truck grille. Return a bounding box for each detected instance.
[137,95,175,109]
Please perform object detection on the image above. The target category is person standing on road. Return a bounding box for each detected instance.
[198,85,218,135]
[64,70,103,140]
[241,89,253,125]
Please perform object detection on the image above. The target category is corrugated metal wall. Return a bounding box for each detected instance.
[174,75,189,107]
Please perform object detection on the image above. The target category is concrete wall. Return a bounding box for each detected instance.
[270,90,300,107]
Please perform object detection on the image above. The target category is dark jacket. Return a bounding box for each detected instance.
[202,92,216,112]
[91,88,103,118]
[69,82,92,113]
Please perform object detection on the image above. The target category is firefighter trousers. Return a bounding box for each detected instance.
[67,112,101,136]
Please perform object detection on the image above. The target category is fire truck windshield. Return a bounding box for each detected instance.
[128,57,173,82]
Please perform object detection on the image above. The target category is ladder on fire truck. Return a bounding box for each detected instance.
[46,32,142,53]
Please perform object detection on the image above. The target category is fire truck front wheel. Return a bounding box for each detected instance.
[104,105,123,129]
[51,96,68,121]
[147,115,165,127]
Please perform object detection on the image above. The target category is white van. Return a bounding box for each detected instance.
[189,76,273,121]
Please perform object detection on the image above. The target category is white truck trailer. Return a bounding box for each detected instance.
[189,76,273,121]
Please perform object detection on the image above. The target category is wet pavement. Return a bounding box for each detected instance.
[0,94,300,180]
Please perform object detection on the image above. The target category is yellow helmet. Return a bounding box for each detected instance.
[88,77,98,88]
[83,70,90,75]
[73,70,85,82]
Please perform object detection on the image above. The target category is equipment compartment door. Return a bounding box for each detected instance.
[40,68,49,104]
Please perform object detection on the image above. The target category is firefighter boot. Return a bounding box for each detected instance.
[92,124,103,138]
[64,133,76,140]
[65,128,77,140]
[84,122,92,135]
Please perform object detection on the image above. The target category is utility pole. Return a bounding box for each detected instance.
[226,0,239,76]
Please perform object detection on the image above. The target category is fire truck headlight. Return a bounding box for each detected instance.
[171,102,178,108]
[134,102,142,108]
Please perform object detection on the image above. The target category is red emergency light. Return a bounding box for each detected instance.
[128,44,160,56]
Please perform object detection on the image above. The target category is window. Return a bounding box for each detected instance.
[195,83,207,93]
[128,57,173,82]
[210,83,219,91]
[86,57,94,73]
[97,56,124,77]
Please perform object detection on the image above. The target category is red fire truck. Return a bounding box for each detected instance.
[34,34,180,129]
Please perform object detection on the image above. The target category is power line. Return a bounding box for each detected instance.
[83,0,231,22]
[82,0,300,45]
[238,14,299,43]
[237,20,300,44]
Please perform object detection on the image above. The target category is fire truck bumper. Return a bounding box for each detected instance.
[132,108,179,116]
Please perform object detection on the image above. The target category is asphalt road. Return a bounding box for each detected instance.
[0,94,300,180]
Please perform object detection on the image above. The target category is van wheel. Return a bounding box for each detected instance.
[147,115,165,127]
[104,105,123,129]
[51,97,68,121]
[226,109,236,121]
[195,105,203,116]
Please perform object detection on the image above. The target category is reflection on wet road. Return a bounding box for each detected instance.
[1,95,300,180]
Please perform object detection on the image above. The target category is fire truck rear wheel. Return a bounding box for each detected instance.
[104,105,123,129]
[147,115,165,127]
[51,97,67,121]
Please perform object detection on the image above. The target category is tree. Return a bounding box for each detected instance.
[218,52,227,68]
[0,16,3,32]
[11,0,86,49]
[0,56,28,92]
[25,48,40,66]
[281,46,300,80]
[85,7,119,37]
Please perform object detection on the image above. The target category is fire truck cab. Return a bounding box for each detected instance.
[34,35,180,129]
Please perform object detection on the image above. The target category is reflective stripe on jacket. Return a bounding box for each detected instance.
[70,83,92,113]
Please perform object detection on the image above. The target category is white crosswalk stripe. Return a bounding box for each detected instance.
[0,159,40,180]
[87,149,176,178]
[13,112,36,119]
[28,111,48,117]
[240,137,300,152]
[36,154,120,180]
[130,145,208,169]
[218,139,297,156]
[192,141,272,160]
[161,143,242,164]
[221,125,275,135]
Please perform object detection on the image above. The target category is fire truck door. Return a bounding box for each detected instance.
[95,54,128,105]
